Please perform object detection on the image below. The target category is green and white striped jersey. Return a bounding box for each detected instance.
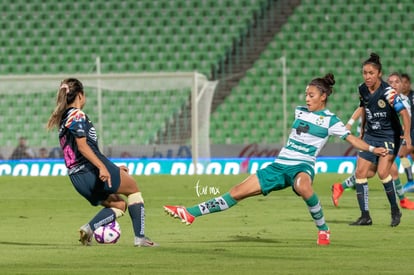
[275,106,350,168]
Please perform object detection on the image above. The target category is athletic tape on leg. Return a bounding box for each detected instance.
[128,192,144,205]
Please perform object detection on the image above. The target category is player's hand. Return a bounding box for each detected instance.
[99,168,112,188]
[373,147,388,157]
[119,165,129,173]
[404,136,412,154]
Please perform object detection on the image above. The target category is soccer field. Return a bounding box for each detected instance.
[1,174,414,274]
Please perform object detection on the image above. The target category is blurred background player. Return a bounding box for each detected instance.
[401,73,414,192]
[9,137,35,160]
[46,78,157,247]
[332,72,414,210]
[164,73,388,246]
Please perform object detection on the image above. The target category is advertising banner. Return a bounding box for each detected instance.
[0,156,368,176]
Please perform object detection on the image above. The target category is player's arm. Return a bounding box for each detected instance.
[346,107,363,131]
[359,107,366,138]
[345,134,387,156]
[385,88,413,151]
[75,137,112,187]
[399,108,412,151]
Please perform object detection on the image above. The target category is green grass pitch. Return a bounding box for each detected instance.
[1,174,414,274]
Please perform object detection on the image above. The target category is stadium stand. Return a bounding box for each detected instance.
[0,0,268,148]
[0,0,413,149]
[210,0,414,144]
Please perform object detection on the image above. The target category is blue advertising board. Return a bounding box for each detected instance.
[0,157,367,176]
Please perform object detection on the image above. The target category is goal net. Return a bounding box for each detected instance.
[0,71,218,165]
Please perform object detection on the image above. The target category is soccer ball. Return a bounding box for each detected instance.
[93,220,121,244]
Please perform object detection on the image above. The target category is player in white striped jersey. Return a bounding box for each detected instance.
[164,73,388,246]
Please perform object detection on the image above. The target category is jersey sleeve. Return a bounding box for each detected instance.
[385,87,406,112]
[328,115,350,140]
[65,109,87,138]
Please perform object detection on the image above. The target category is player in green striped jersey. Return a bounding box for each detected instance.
[164,73,388,246]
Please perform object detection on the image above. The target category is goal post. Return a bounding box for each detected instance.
[0,71,217,169]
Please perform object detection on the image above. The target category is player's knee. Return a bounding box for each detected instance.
[116,200,127,212]
[110,197,127,215]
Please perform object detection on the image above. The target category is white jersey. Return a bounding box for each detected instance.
[275,106,350,169]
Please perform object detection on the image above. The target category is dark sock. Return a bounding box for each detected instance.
[383,180,398,209]
[88,208,116,231]
[355,183,369,215]
[128,203,145,238]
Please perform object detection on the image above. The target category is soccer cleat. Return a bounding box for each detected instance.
[317,230,330,246]
[331,183,344,207]
[164,205,195,225]
[403,181,414,193]
[79,224,93,246]
[391,208,402,227]
[400,198,414,210]
[349,216,373,226]
[134,236,159,247]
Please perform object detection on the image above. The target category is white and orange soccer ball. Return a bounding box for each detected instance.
[93,220,121,244]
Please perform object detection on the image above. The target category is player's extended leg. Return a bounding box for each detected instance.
[293,172,330,245]
[391,163,414,209]
[402,154,414,192]
[117,168,158,247]
[401,157,413,182]
[164,174,262,225]
[332,163,376,207]
[79,194,126,246]
[331,174,355,207]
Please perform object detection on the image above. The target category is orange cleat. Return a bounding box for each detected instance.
[317,230,330,246]
[400,198,414,210]
[164,205,195,225]
[331,183,344,207]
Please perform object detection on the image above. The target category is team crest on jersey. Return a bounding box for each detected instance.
[378,99,386,108]
[315,116,324,126]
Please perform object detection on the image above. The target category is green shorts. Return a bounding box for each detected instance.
[256,162,315,196]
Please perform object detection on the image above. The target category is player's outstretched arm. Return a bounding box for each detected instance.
[345,134,388,157]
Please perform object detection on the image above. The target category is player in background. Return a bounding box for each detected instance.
[348,54,411,227]
[401,73,414,192]
[332,72,414,210]
[164,73,388,246]
[46,78,158,247]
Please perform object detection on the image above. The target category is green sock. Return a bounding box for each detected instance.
[393,178,405,200]
[342,174,356,190]
[305,193,328,231]
[186,192,237,217]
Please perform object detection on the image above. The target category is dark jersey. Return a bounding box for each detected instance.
[59,107,104,173]
[358,80,403,140]
[407,90,414,127]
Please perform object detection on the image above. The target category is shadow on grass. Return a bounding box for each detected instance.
[226,235,282,243]
[0,241,56,246]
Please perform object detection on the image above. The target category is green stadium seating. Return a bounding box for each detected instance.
[2,0,414,149]
[209,0,414,144]
[0,0,268,149]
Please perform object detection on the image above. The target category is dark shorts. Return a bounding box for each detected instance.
[411,129,414,146]
[359,135,399,165]
[69,159,121,206]
[256,162,315,196]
